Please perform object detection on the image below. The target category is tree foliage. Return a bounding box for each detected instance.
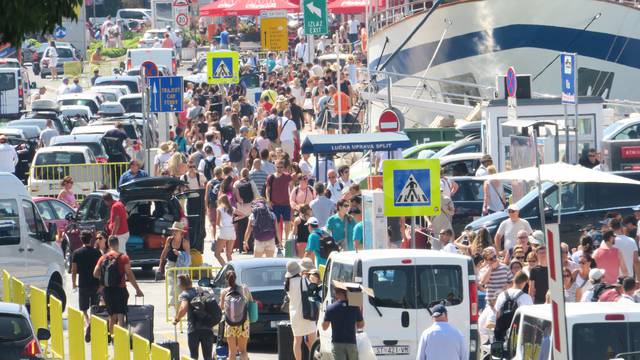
[0,0,84,46]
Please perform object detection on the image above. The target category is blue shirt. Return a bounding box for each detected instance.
[174,136,187,153]
[327,214,355,250]
[416,322,467,360]
[219,30,229,45]
[323,300,362,344]
[265,58,276,73]
[352,221,363,246]
[119,169,148,186]
[305,229,326,266]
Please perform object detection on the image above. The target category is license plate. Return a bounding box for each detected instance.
[373,345,410,356]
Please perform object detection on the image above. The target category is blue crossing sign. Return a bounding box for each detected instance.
[382,159,441,216]
[148,76,183,113]
[206,51,239,84]
[54,25,67,39]
[561,52,576,105]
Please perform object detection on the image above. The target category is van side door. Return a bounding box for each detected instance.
[21,199,51,286]
[0,199,27,281]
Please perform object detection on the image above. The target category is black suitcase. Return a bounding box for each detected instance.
[277,322,308,360]
[158,325,180,360]
[127,296,154,343]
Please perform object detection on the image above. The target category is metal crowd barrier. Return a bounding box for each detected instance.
[165,265,221,324]
[28,162,129,198]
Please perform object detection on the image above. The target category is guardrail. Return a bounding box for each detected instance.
[369,0,433,34]
[1,269,196,360]
[28,162,129,199]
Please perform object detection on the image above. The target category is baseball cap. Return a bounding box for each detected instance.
[529,230,544,245]
[430,304,447,317]
[220,154,230,163]
[507,204,520,212]
[305,217,319,226]
[589,268,605,282]
[240,126,249,133]
[225,105,232,111]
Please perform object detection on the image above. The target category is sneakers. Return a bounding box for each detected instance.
[84,325,91,343]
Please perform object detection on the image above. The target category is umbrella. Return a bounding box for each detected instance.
[200,0,299,16]
[478,162,640,185]
[328,0,385,14]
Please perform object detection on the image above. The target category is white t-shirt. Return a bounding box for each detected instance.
[219,115,232,127]
[442,242,458,254]
[494,288,533,313]
[614,234,637,277]
[154,152,172,169]
[496,218,533,251]
[348,19,359,34]
[279,117,297,142]
[299,159,313,177]
[182,172,204,189]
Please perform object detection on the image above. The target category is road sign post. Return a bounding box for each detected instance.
[303,0,328,35]
[261,10,288,51]
[206,51,239,84]
[378,107,404,132]
[148,76,184,113]
[506,66,517,122]
[560,52,578,164]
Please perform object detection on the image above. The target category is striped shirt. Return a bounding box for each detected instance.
[483,264,513,301]
[249,169,268,195]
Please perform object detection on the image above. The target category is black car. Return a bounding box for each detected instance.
[64,177,204,270]
[0,302,51,360]
[432,134,482,158]
[199,258,290,338]
[467,171,640,247]
[450,176,511,236]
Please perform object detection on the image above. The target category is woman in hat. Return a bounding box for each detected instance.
[285,260,317,360]
[159,221,190,308]
[274,95,288,116]
[154,142,173,175]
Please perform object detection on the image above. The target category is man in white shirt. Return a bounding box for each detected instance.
[310,59,324,78]
[39,119,59,147]
[219,106,233,127]
[617,277,637,304]
[57,77,71,95]
[611,218,640,280]
[0,135,18,173]
[475,154,493,176]
[347,15,359,44]
[278,108,297,158]
[326,169,343,203]
[494,204,533,254]
[294,37,309,63]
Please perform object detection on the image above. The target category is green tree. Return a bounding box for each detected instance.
[0,0,84,46]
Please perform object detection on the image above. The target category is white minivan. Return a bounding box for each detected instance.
[126,48,177,76]
[491,302,640,360]
[314,249,479,360]
[0,173,66,307]
[0,67,32,119]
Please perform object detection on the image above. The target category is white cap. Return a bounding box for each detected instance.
[589,268,605,282]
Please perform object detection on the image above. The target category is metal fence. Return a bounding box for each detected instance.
[28,162,129,198]
[165,265,221,324]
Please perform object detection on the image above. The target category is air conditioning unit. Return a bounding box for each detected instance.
[495,74,532,99]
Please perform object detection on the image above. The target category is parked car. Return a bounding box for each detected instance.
[440,152,483,176]
[603,117,640,141]
[138,28,182,48]
[28,145,98,198]
[116,8,152,28]
[59,105,93,126]
[432,134,482,158]
[33,197,74,254]
[93,75,141,94]
[467,171,640,247]
[50,134,111,163]
[449,176,511,236]
[0,128,37,183]
[199,258,290,337]
[118,93,142,114]
[402,141,453,159]
[0,302,51,359]
[7,119,49,132]
[57,93,103,115]
[71,124,132,163]
[63,177,198,270]
[0,66,32,119]
[39,45,79,79]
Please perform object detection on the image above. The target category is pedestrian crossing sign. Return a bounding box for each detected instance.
[383,159,441,216]
[206,51,239,84]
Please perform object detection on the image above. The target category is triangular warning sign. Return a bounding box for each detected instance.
[215,61,231,77]
[396,174,429,204]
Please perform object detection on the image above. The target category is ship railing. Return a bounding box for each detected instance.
[369,0,434,33]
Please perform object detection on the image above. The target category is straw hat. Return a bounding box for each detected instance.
[159,142,171,153]
[168,221,185,232]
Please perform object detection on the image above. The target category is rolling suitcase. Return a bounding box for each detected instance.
[127,296,154,343]
[158,325,180,360]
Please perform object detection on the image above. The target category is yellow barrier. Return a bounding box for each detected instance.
[63,61,84,77]
[132,333,150,360]
[2,270,11,303]
[113,325,130,360]
[29,287,47,346]
[181,357,194,360]
[90,315,109,360]
[165,266,221,323]
[49,295,64,359]
[319,264,326,280]
[10,277,25,305]
[151,343,171,360]
[28,162,129,198]
[68,306,86,360]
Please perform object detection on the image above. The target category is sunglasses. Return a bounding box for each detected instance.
[341,204,349,208]
[516,256,525,260]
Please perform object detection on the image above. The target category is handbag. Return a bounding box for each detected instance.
[280,293,290,313]
[248,301,259,323]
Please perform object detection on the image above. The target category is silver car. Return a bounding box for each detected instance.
[39,46,80,79]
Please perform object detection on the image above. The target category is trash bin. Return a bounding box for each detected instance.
[277,321,309,360]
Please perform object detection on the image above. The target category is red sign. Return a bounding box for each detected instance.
[621,146,640,159]
[378,108,402,132]
[506,66,517,98]
[176,13,189,27]
[140,61,158,80]
[173,0,189,6]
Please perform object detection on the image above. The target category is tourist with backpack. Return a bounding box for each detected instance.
[174,274,221,360]
[233,169,259,252]
[198,146,217,181]
[220,271,252,360]
[244,199,280,258]
[289,175,315,214]
[93,236,144,334]
[285,260,317,360]
[493,271,532,341]
[304,217,339,267]
[228,127,252,172]
[205,166,224,240]
[159,222,191,308]
[580,268,609,302]
[263,109,280,149]
[181,160,205,190]
[327,199,356,251]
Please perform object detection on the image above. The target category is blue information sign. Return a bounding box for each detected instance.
[561,53,576,105]
[54,25,67,39]
[148,76,183,113]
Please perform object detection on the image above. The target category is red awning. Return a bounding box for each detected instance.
[328,0,385,14]
[200,0,299,16]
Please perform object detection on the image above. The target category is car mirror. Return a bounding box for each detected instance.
[198,278,211,288]
[65,212,76,222]
[37,328,51,341]
[490,341,504,359]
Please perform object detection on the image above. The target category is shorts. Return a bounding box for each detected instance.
[225,319,250,338]
[218,226,236,240]
[78,286,99,311]
[272,205,291,222]
[115,232,130,255]
[103,287,129,315]
[208,205,217,226]
[254,239,276,254]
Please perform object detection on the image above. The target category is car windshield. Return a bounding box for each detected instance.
[573,322,640,360]
[0,199,20,246]
[96,80,138,93]
[241,267,287,288]
[0,73,16,91]
[59,99,98,114]
[0,314,31,341]
[120,97,142,113]
[55,47,74,58]
[9,121,45,130]
[35,151,86,165]
[604,121,628,139]
[53,142,104,157]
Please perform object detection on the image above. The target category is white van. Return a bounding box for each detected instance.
[491,302,640,360]
[0,173,66,307]
[0,67,32,119]
[314,249,479,359]
[126,48,177,76]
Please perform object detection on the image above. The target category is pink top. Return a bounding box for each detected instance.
[289,185,315,209]
[58,191,77,209]
[593,246,621,284]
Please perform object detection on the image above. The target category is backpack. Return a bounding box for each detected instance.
[220,126,236,144]
[592,283,617,302]
[264,116,279,141]
[318,231,340,259]
[228,138,243,163]
[208,181,221,205]
[494,290,524,341]
[181,173,201,188]
[300,277,320,321]
[203,158,216,181]
[224,286,247,326]
[190,289,222,327]
[100,254,122,288]
[237,180,254,204]
[252,200,276,241]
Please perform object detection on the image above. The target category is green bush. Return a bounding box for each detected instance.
[102,48,126,58]
[123,36,141,49]
[123,31,138,40]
